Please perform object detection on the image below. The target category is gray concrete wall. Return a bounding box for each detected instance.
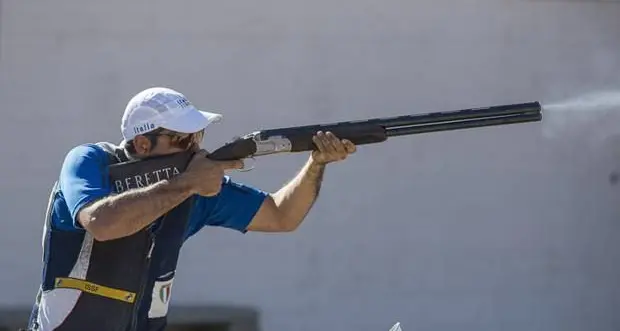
[1,1,620,330]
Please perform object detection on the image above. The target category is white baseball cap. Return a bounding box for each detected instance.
[121,87,223,141]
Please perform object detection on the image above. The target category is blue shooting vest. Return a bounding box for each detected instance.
[27,143,196,331]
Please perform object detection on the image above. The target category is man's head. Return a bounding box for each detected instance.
[121,87,222,158]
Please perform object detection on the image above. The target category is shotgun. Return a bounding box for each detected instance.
[207,101,542,161]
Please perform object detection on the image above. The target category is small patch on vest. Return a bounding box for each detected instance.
[148,277,175,318]
[159,283,172,303]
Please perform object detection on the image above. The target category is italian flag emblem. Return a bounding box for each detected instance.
[159,283,172,303]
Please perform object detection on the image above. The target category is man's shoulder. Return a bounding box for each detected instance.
[60,142,120,172]
[63,142,117,162]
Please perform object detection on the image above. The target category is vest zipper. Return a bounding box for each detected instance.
[129,234,155,331]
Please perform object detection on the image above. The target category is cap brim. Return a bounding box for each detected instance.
[161,108,223,134]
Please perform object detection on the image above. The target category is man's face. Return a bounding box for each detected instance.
[132,128,205,158]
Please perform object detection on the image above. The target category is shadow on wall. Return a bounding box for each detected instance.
[0,305,261,331]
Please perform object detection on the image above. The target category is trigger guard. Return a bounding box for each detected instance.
[237,157,256,172]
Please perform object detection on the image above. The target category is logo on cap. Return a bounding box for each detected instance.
[133,123,156,135]
[176,98,191,108]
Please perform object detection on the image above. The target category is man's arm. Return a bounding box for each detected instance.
[246,157,325,232]
[79,177,196,241]
[183,132,355,236]
[184,177,269,239]
[246,131,356,232]
[185,160,324,236]
[60,144,197,241]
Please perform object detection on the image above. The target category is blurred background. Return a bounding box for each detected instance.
[1,0,620,330]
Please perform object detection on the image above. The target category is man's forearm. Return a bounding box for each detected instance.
[81,174,195,241]
[271,156,326,230]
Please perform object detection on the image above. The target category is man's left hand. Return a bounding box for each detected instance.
[310,131,357,165]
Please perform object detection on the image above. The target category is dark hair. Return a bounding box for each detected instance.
[123,129,163,156]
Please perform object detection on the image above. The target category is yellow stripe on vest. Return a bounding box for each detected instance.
[54,277,136,304]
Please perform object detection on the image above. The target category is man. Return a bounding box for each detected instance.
[26,87,356,331]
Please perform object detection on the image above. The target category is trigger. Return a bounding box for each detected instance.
[237,157,256,172]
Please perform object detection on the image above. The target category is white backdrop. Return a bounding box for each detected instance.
[1,1,620,330]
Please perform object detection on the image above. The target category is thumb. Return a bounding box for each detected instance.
[188,150,209,167]
[193,149,209,159]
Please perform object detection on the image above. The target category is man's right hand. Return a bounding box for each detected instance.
[183,149,244,197]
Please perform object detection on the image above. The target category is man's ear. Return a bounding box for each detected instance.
[132,135,153,155]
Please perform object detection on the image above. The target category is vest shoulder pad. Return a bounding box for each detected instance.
[94,142,128,164]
